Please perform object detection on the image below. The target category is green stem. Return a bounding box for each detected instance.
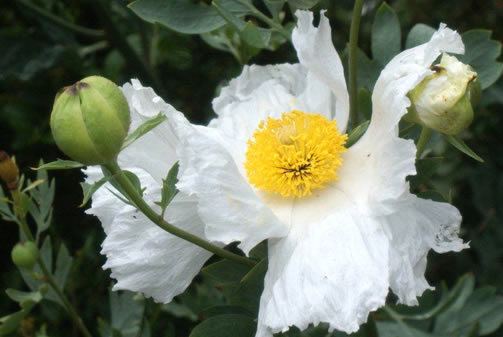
[104,161,256,267]
[416,127,432,158]
[234,0,291,40]
[17,0,105,38]
[38,259,93,337]
[348,0,365,128]
[17,219,92,337]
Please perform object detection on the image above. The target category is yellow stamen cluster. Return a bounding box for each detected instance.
[245,110,347,198]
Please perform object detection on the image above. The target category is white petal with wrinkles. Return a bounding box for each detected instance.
[86,167,212,303]
[85,79,213,303]
[384,195,468,305]
[292,10,350,131]
[257,207,389,335]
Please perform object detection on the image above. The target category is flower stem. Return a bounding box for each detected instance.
[104,161,257,267]
[17,0,105,38]
[233,0,291,40]
[416,127,432,158]
[17,220,92,337]
[348,0,365,128]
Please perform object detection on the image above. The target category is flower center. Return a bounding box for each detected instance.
[244,110,347,198]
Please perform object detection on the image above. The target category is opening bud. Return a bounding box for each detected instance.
[50,76,131,165]
[0,151,19,190]
[11,241,39,269]
[407,54,479,135]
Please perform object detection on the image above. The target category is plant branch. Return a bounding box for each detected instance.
[17,0,105,38]
[104,161,256,267]
[234,0,291,40]
[348,0,365,128]
[17,218,92,337]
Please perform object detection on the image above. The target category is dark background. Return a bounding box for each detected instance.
[1,0,502,336]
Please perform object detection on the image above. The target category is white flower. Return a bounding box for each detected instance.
[85,10,469,336]
[177,11,469,335]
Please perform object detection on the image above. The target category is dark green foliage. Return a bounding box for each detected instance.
[1,1,503,337]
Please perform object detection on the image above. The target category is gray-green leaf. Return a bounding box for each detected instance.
[460,30,503,89]
[371,3,401,65]
[34,159,84,171]
[129,0,251,34]
[189,314,256,337]
[122,113,167,150]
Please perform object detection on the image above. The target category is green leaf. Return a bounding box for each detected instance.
[434,275,503,336]
[264,0,285,19]
[371,3,401,65]
[346,120,370,148]
[34,159,84,171]
[54,244,73,289]
[80,176,109,207]
[189,314,256,337]
[202,259,253,285]
[377,321,444,337]
[129,0,251,34]
[240,23,272,49]
[356,48,381,91]
[122,113,167,149]
[163,280,226,321]
[107,170,144,199]
[156,162,179,216]
[460,30,503,89]
[201,305,254,318]
[445,135,484,162]
[405,24,435,49]
[287,0,321,10]
[229,259,267,314]
[109,291,145,337]
[357,88,372,120]
[28,163,55,239]
[5,289,43,309]
[0,186,15,221]
[0,289,43,335]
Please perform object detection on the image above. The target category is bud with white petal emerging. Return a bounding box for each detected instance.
[50,76,131,165]
[407,54,479,135]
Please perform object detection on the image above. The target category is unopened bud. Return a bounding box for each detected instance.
[0,151,19,190]
[11,241,39,269]
[407,54,479,135]
[50,76,131,165]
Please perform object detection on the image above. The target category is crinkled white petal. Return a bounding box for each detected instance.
[257,207,389,335]
[384,195,468,305]
[292,10,349,131]
[211,63,339,156]
[340,24,465,215]
[367,23,464,138]
[85,167,212,303]
[119,79,188,183]
[211,64,303,155]
[83,79,213,303]
[176,125,288,255]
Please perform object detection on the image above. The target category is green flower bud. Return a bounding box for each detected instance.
[407,54,479,135]
[11,241,39,269]
[50,76,131,165]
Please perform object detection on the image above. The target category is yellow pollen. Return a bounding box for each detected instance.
[244,110,348,198]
